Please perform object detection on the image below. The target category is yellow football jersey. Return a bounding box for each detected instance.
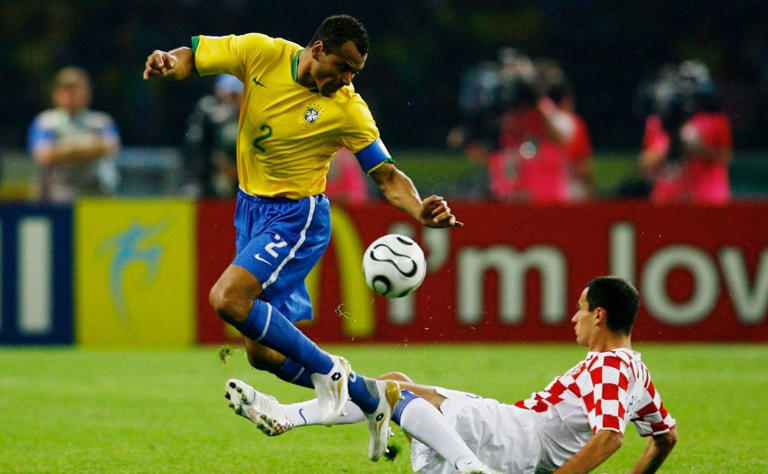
[192,33,388,199]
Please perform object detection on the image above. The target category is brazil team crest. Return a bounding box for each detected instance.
[303,103,322,126]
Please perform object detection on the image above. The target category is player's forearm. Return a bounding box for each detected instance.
[38,138,118,165]
[538,98,567,144]
[629,430,677,474]
[165,47,197,80]
[555,430,623,474]
[374,166,422,220]
[143,47,197,81]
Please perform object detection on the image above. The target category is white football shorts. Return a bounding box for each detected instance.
[410,387,543,473]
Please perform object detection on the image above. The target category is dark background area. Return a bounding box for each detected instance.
[2,0,767,151]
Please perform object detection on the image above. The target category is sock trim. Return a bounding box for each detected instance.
[392,389,419,425]
[254,302,272,342]
[289,366,306,383]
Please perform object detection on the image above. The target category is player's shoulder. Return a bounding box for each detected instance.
[271,35,302,52]
[210,33,300,59]
[332,85,370,110]
[32,109,65,129]
[587,348,637,370]
[240,33,301,57]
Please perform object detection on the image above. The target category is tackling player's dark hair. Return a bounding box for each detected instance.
[310,15,369,56]
[586,276,639,335]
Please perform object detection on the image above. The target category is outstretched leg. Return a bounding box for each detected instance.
[223,374,497,472]
[210,264,349,424]
[382,374,493,473]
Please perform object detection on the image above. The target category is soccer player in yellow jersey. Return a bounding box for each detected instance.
[143,15,462,461]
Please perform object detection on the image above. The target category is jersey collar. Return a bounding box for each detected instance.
[291,49,302,83]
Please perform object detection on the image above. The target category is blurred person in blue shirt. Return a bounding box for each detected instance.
[28,66,121,202]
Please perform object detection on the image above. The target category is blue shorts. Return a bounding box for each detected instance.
[232,190,331,323]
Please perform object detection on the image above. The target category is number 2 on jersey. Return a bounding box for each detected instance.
[252,124,273,152]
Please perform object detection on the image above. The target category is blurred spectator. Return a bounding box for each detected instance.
[446,60,504,163]
[488,49,571,203]
[636,61,733,204]
[184,74,242,198]
[27,66,121,202]
[538,59,595,200]
[449,49,576,202]
[324,148,369,204]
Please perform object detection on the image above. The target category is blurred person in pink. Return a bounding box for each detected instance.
[324,147,369,204]
[677,60,733,203]
[489,51,570,203]
[640,61,733,204]
[538,59,594,200]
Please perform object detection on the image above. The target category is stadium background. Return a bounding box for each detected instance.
[1,2,768,473]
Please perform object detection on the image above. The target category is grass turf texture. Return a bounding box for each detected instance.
[1,344,766,473]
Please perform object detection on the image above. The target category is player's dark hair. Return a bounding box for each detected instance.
[309,15,369,56]
[586,276,639,335]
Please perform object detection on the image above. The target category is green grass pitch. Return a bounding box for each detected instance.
[1,343,766,473]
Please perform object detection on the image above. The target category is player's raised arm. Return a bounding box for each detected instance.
[143,47,196,81]
[369,162,463,228]
[629,428,678,474]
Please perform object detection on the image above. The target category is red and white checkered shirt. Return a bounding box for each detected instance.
[514,348,675,470]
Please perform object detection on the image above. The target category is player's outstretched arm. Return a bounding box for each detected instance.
[143,47,196,81]
[369,162,463,228]
[629,428,678,474]
[554,429,623,474]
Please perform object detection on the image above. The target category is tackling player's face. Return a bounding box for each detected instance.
[311,40,366,96]
[571,287,596,347]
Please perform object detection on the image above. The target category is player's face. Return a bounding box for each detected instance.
[571,287,596,347]
[311,40,366,97]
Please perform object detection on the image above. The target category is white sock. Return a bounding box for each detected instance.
[281,399,365,427]
[398,397,486,471]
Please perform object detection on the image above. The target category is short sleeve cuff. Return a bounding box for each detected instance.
[191,36,200,54]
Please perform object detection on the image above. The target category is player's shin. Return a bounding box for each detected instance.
[281,399,365,427]
[347,373,382,413]
[393,391,489,472]
[275,358,313,388]
[236,299,334,375]
[238,300,348,424]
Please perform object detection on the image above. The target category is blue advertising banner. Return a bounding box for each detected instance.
[0,204,73,344]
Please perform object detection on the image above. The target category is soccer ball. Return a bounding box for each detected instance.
[363,234,427,298]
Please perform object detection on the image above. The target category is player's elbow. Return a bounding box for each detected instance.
[598,430,624,454]
[608,431,624,453]
[369,162,397,187]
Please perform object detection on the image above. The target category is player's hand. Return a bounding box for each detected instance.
[419,195,463,228]
[143,50,177,80]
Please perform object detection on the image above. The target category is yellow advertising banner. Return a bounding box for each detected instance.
[75,199,195,347]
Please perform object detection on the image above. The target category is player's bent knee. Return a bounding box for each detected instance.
[247,353,276,371]
[209,282,248,326]
[377,371,413,383]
